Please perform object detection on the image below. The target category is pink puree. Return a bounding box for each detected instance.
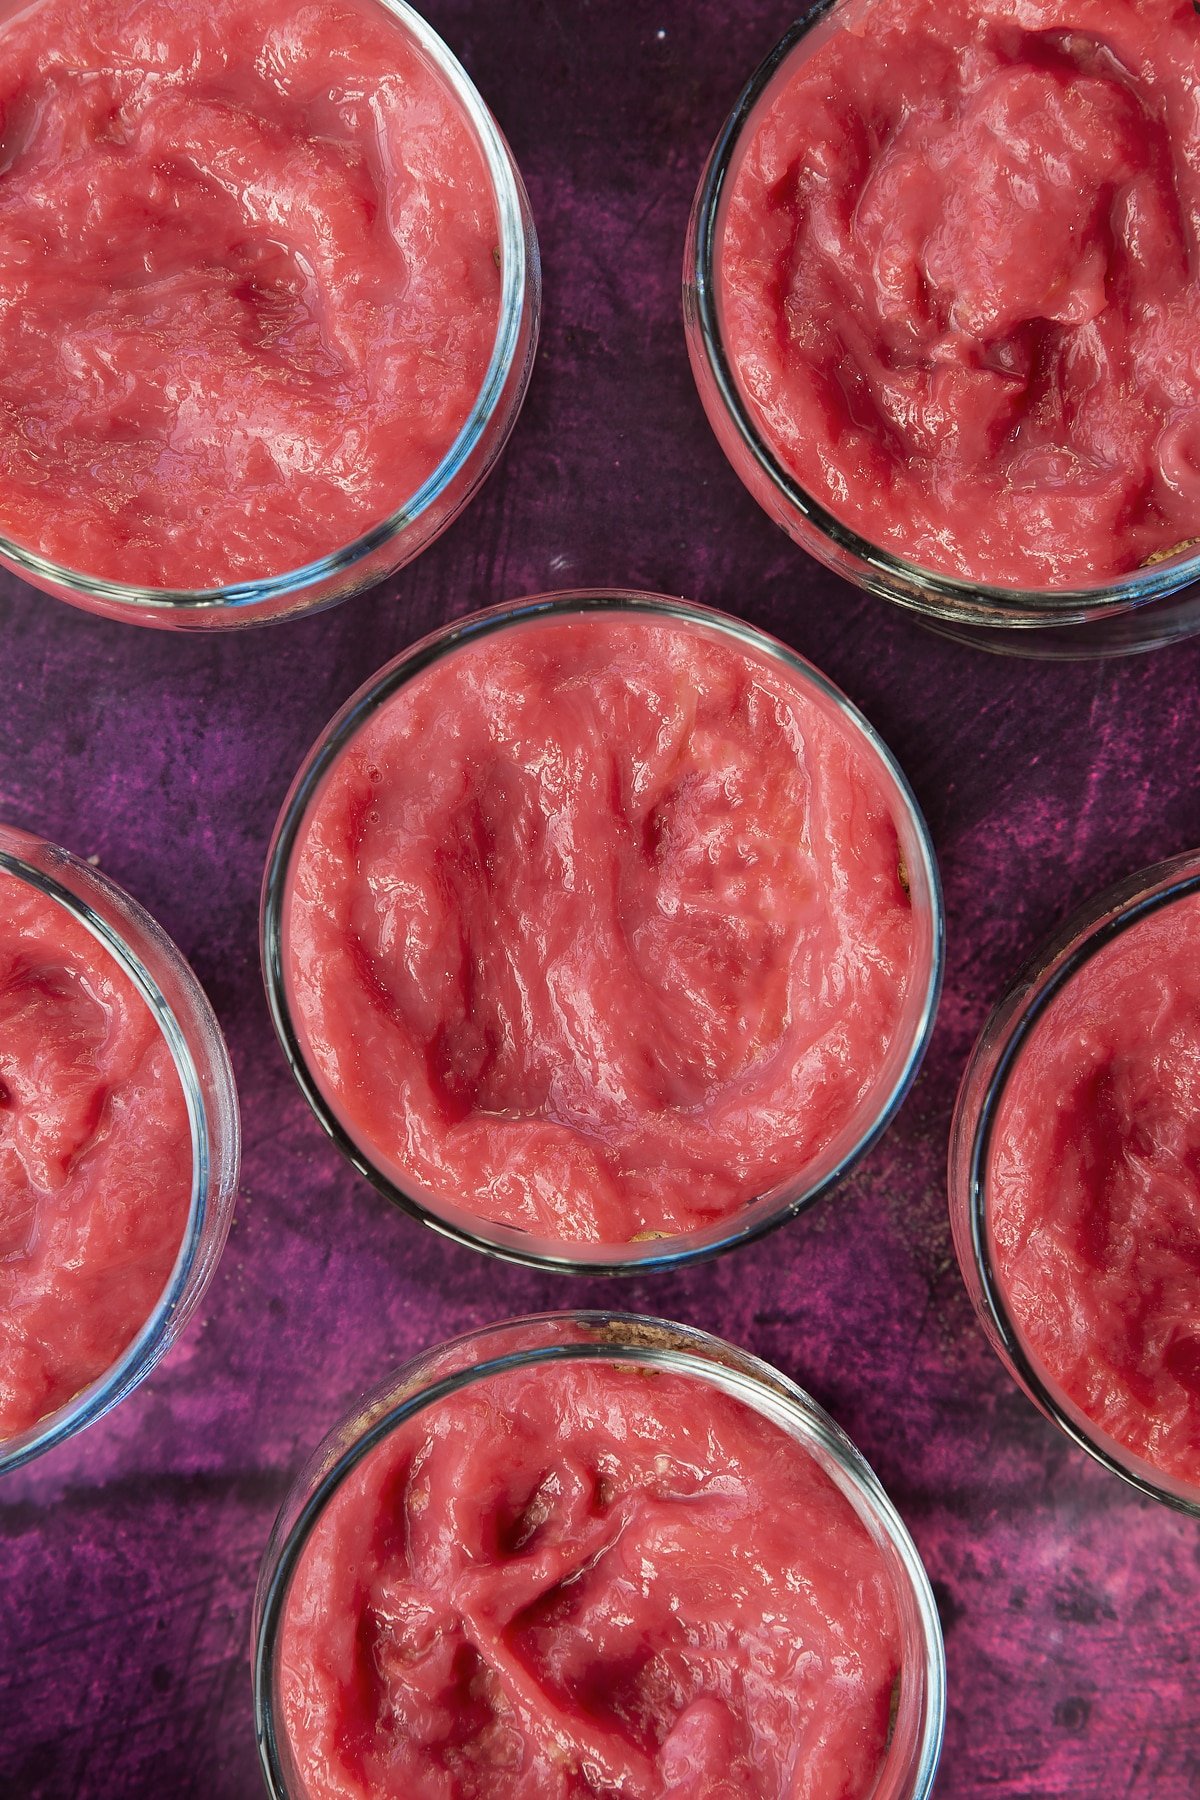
[990,896,1200,1491]
[0,870,192,1440]
[279,1357,902,1799]
[285,615,917,1243]
[0,0,499,588]
[720,0,1200,588]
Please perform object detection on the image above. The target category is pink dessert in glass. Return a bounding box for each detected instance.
[0,866,192,1441]
[988,893,1200,1495]
[273,600,938,1255]
[716,0,1200,588]
[269,1330,922,1800]
[0,0,505,591]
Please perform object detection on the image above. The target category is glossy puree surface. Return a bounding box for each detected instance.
[0,0,500,588]
[989,894,1200,1492]
[279,1356,902,1799]
[0,869,192,1440]
[285,613,918,1244]
[719,0,1200,587]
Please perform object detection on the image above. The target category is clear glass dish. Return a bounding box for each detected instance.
[260,589,943,1274]
[683,1,1200,660]
[253,1310,947,1800]
[0,0,540,631]
[949,848,1200,1515]
[0,823,240,1473]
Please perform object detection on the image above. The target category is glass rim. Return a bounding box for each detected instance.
[0,0,534,616]
[960,847,1200,1515]
[0,830,231,1474]
[687,3,1200,625]
[252,1309,947,1800]
[260,587,945,1275]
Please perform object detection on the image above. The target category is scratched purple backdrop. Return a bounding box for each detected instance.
[2,2,1198,1794]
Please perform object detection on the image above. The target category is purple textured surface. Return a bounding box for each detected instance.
[1,2,1198,1795]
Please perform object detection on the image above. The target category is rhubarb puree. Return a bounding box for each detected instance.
[0,0,500,588]
[0,869,192,1440]
[989,894,1200,1491]
[284,612,918,1243]
[719,0,1200,587]
[278,1356,902,1799]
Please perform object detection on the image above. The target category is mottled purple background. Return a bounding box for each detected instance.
[2,2,1198,1794]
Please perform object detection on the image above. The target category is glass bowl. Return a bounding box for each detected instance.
[261,589,943,1274]
[683,1,1200,660]
[0,823,240,1474]
[253,1311,947,1800]
[949,848,1200,1514]
[0,0,540,631]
